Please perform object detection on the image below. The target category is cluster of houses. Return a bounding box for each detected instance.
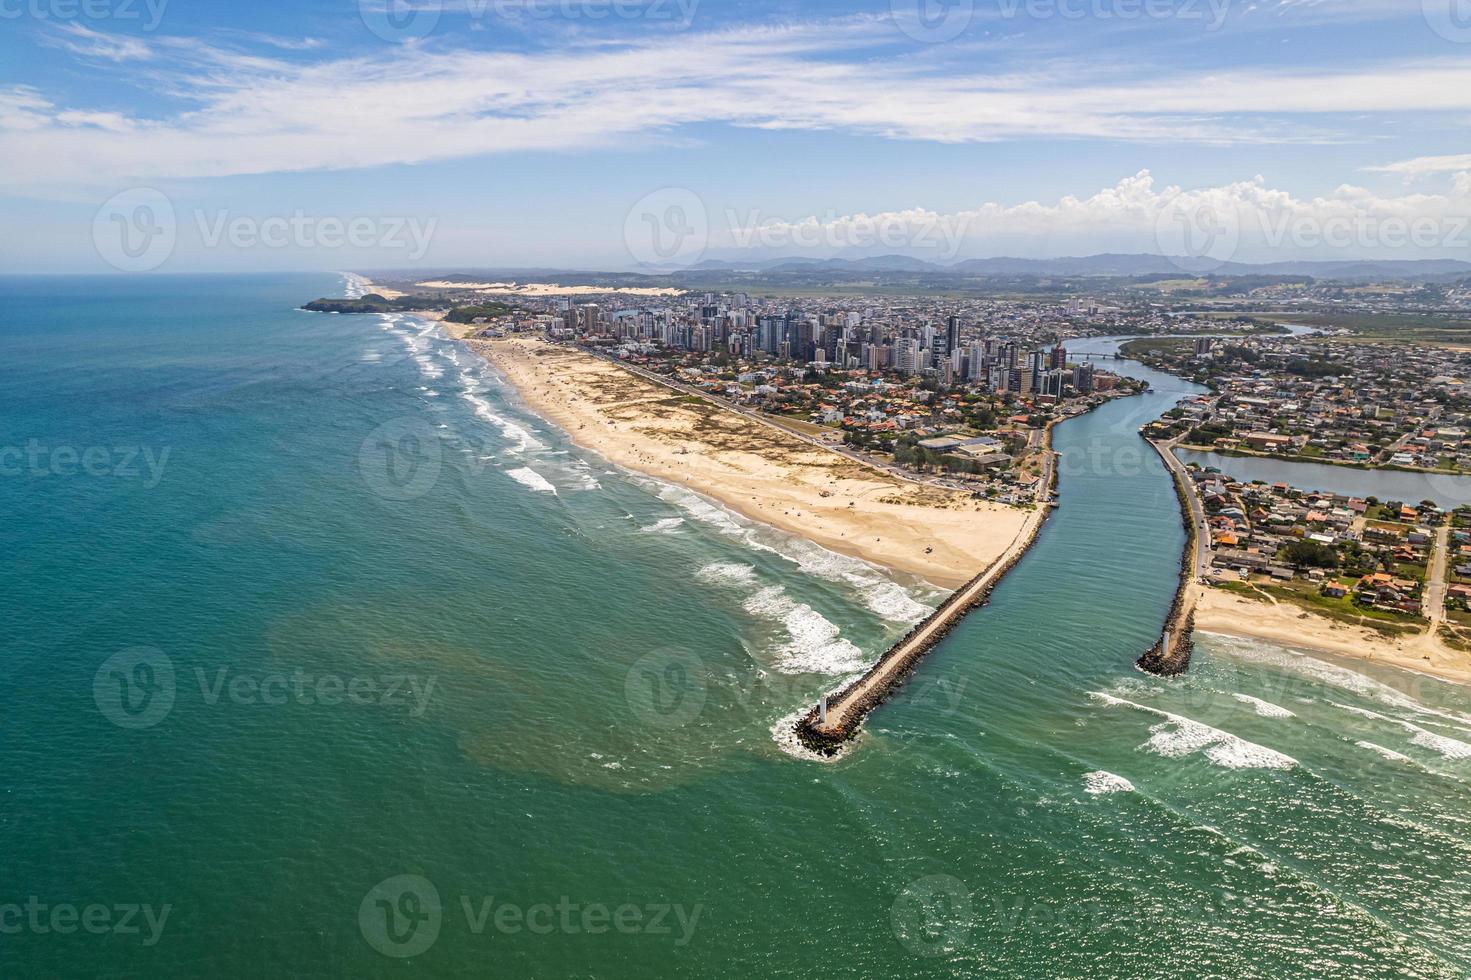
[1145,338,1471,471]
[1188,467,1458,617]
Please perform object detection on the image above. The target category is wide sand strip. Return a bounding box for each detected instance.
[1193,585,1471,687]
[469,337,1030,589]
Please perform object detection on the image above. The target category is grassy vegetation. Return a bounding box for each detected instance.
[764,414,832,436]
[1445,606,1471,628]
[1211,579,1424,638]
[1438,625,1471,652]
[445,302,513,324]
[1121,337,1193,358]
[301,294,436,314]
[1393,561,1429,583]
[1248,311,1471,346]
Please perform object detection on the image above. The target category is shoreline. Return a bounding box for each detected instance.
[794,497,1052,755]
[466,336,1037,590]
[1096,332,1471,689]
[1192,588,1471,688]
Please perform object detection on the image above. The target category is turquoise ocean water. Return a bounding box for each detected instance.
[4,273,1471,977]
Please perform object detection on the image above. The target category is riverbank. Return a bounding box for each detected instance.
[468,336,1032,589]
[1177,442,1465,478]
[1167,441,1471,687]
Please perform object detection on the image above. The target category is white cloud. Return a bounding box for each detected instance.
[708,171,1471,262]
[47,23,154,62]
[5,18,1471,192]
[1367,153,1471,177]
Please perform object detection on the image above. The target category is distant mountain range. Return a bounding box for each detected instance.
[376,253,1471,291]
[678,253,1471,280]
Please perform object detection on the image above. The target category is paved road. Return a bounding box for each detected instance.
[1425,524,1451,624]
[1155,435,1211,579]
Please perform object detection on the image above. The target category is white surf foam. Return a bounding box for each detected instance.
[743,585,867,675]
[459,392,543,455]
[1404,723,1471,760]
[769,707,846,763]
[638,517,686,535]
[1356,740,1414,764]
[1206,633,1471,729]
[505,467,557,495]
[1329,701,1471,759]
[1089,692,1298,771]
[341,272,371,298]
[1082,770,1135,795]
[1233,693,1296,719]
[651,481,935,624]
[695,562,758,586]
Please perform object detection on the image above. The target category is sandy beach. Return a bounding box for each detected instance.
[1193,585,1471,686]
[418,280,684,298]
[361,280,407,300]
[468,337,1033,589]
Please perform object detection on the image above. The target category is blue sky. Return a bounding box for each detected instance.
[2,0,1470,273]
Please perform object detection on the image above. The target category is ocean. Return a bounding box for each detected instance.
[3,272,1470,977]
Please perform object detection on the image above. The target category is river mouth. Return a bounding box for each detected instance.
[9,280,1471,976]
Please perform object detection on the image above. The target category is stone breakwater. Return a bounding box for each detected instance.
[1136,439,1198,676]
[793,505,1052,756]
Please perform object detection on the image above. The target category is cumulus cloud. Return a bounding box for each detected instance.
[708,171,1471,262]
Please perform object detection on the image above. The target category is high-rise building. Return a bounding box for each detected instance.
[894,337,920,376]
[1075,362,1096,394]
